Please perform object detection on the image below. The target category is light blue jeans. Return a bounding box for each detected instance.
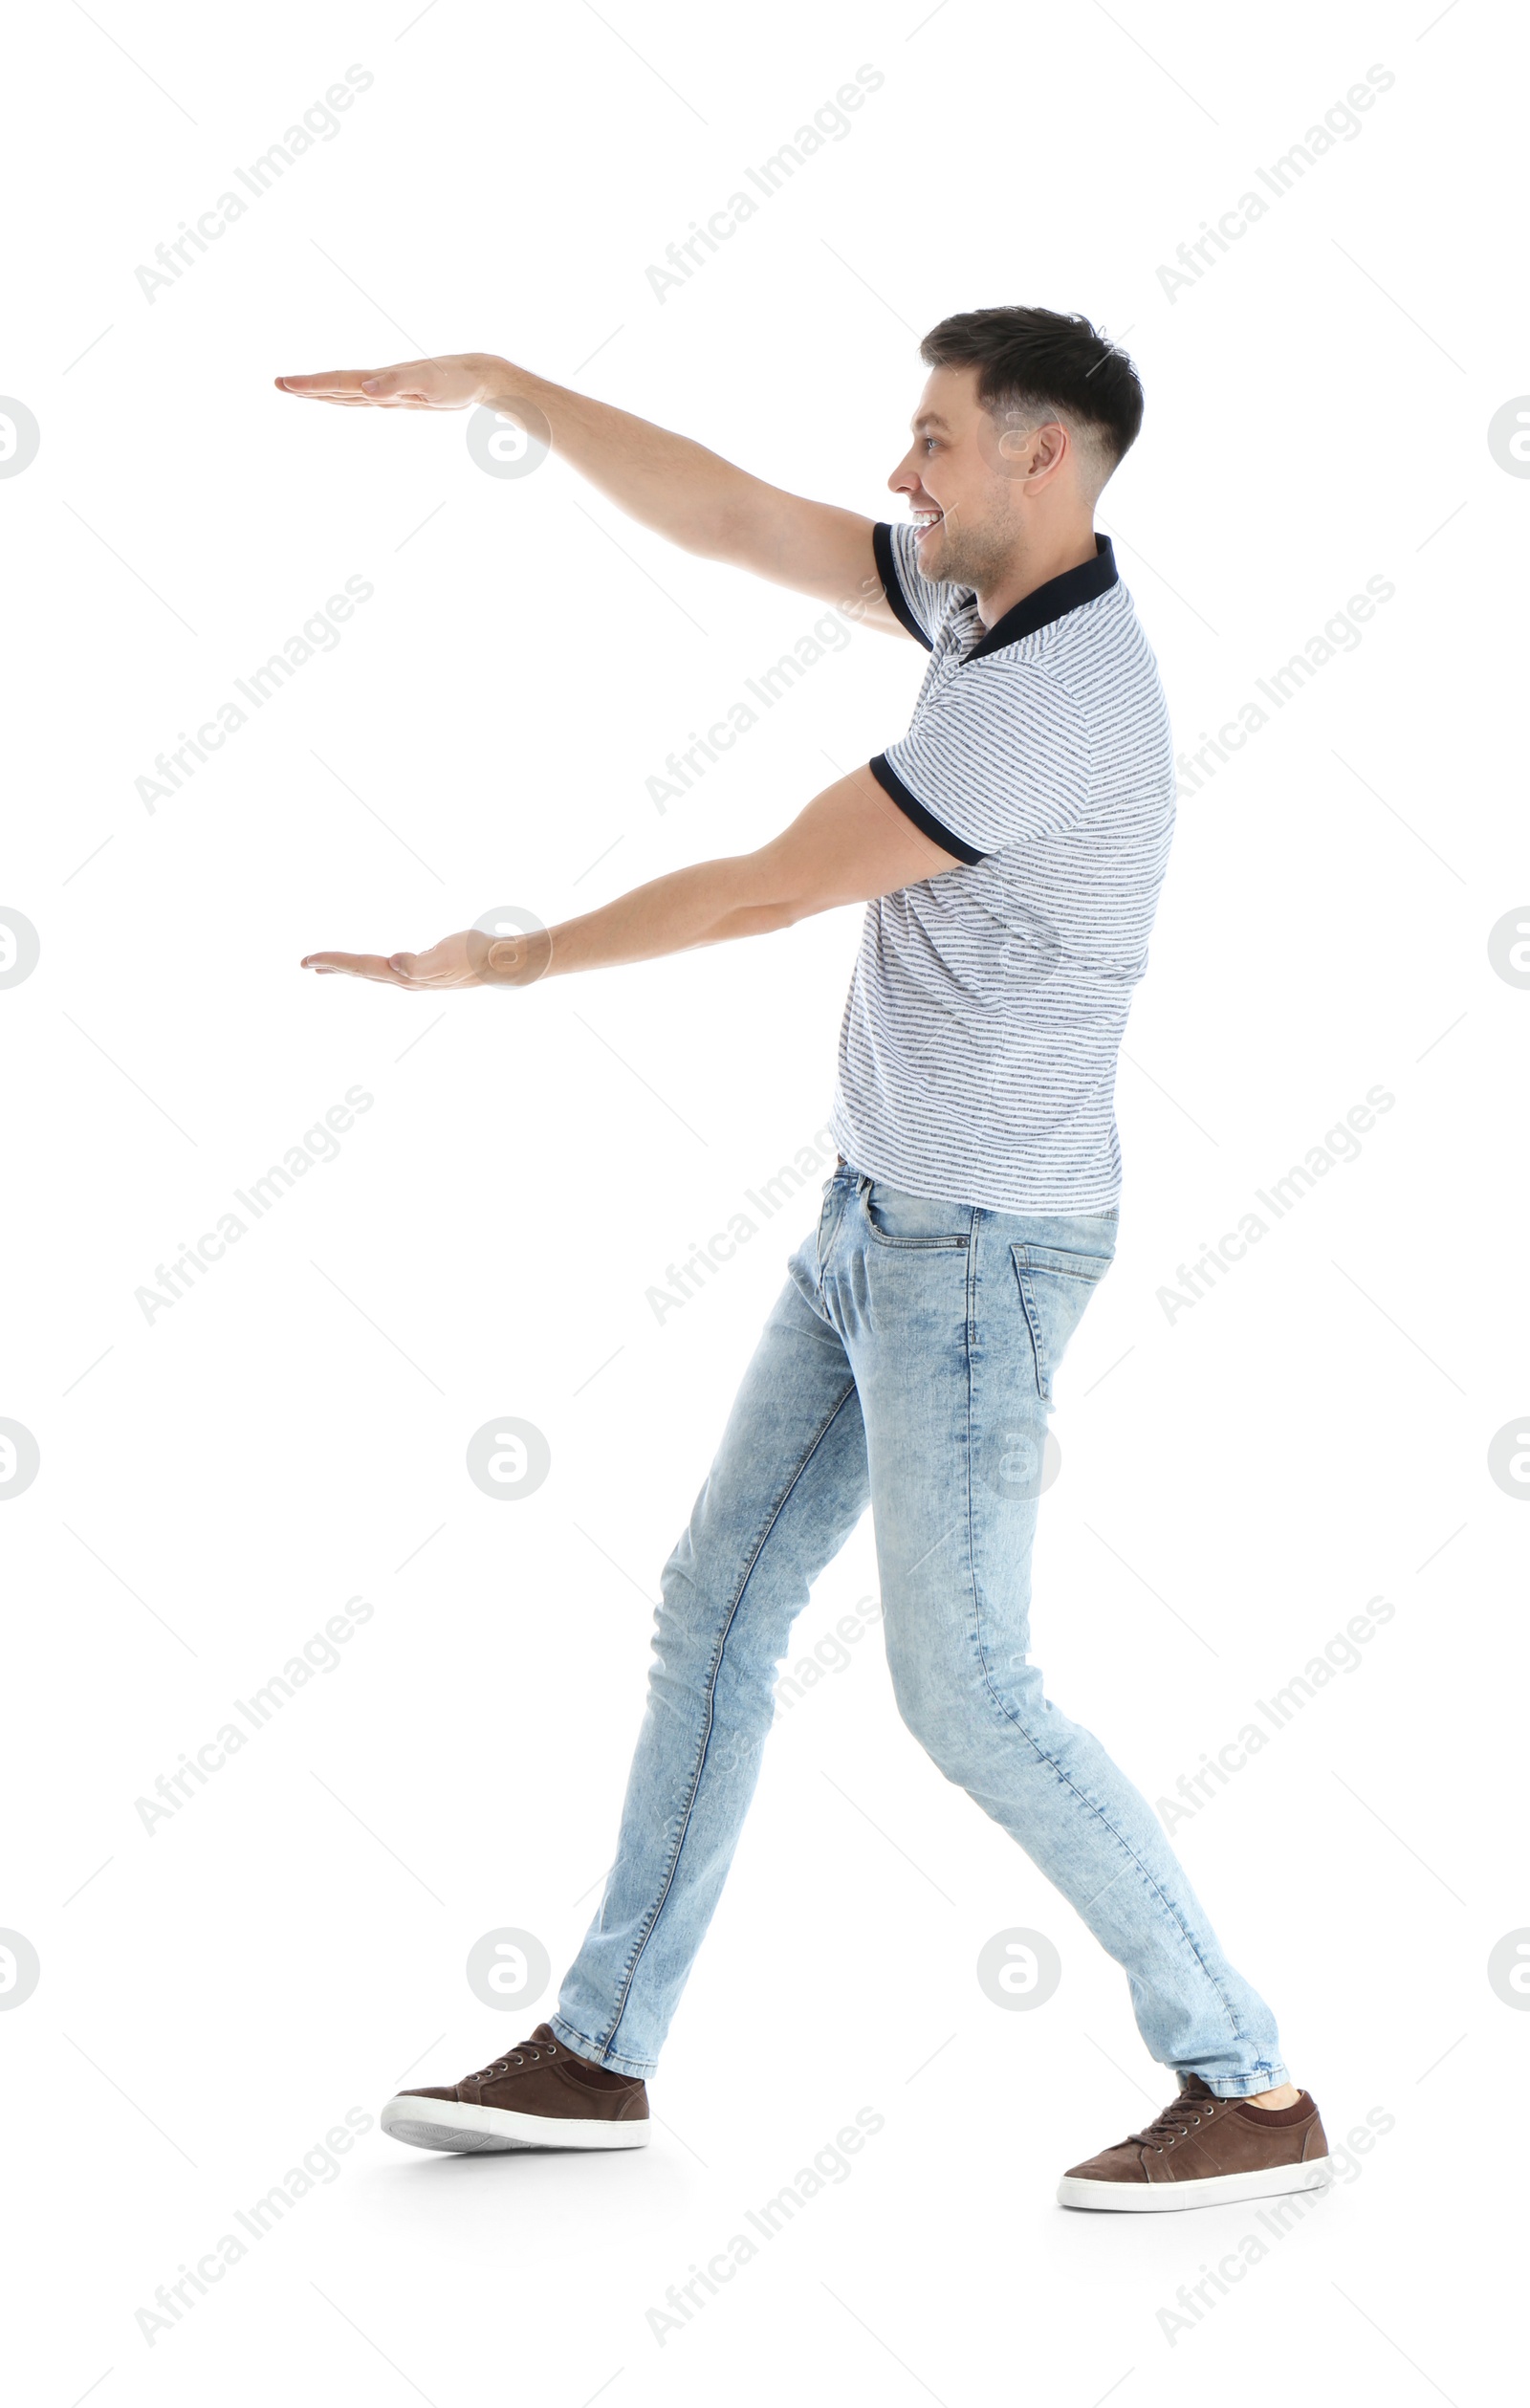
[553,1162,1288,2097]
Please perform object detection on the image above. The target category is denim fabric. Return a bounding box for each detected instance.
[553,1162,1287,2097]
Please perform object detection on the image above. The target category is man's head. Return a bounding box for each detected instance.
[888,306,1143,591]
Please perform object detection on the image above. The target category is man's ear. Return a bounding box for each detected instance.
[1010,420,1068,468]
[1018,422,1072,491]
[981,413,1069,484]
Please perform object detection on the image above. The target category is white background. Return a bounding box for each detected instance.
[2,0,1525,2400]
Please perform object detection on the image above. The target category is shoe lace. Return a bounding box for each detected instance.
[1126,2092,1217,2152]
[470,2036,557,2083]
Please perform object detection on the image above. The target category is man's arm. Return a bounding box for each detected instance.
[275,352,909,631]
[300,767,959,990]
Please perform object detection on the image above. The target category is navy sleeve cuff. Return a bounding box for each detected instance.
[868,754,985,866]
[872,522,934,652]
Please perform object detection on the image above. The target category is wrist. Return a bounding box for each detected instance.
[477,356,548,413]
[474,926,554,987]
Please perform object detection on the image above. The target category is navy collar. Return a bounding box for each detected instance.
[962,535,1118,664]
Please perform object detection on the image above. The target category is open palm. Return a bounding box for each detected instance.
[301,929,548,988]
[274,354,502,410]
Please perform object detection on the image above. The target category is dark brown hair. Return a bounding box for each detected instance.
[920,305,1144,471]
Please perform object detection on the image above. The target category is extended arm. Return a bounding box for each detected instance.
[275,352,907,629]
[300,768,959,990]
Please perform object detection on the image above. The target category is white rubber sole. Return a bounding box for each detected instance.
[1058,2156,1331,2213]
[381,2092,650,2154]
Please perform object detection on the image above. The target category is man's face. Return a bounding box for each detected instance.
[887,364,1055,589]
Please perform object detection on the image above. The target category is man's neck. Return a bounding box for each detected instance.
[974,521,1100,632]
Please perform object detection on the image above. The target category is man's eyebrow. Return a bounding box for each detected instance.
[911,410,951,433]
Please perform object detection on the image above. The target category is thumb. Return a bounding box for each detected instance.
[387,945,454,984]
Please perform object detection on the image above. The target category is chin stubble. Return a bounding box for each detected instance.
[926,511,1004,591]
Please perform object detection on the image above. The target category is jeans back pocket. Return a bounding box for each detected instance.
[1011,1241,1111,1402]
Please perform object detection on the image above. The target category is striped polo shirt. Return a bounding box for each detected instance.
[826,521,1176,1215]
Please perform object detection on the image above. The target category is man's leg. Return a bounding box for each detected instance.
[552,1193,869,2076]
[826,1172,1287,2097]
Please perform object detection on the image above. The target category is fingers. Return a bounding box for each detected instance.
[300,952,409,983]
[302,933,481,990]
[299,948,463,988]
[274,362,439,406]
[275,370,379,399]
[357,366,433,401]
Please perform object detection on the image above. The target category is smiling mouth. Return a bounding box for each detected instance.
[911,508,944,540]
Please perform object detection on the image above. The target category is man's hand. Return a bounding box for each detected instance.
[300,928,550,987]
[274,355,510,410]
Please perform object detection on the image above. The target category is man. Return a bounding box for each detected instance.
[278,309,1330,2209]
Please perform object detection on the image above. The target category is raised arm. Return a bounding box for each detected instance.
[300,767,960,991]
[275,353,909,630]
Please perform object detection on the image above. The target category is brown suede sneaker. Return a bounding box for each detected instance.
[382,2025,649,2154]
[1058,2075,1330,2212]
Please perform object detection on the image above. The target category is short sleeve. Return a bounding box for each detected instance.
[873,520,966,650]
[870,662,1089,862]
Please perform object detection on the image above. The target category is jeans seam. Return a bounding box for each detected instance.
[970,1641,1252,2051]
[971,1644,1252,2050]
[599,1377,862,2059]
[968,1217,1249,2058]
